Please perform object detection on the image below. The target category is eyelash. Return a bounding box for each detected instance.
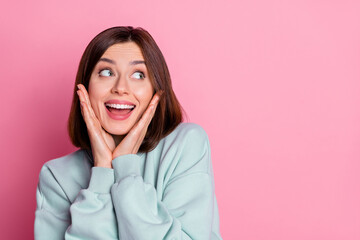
[98,68,114,77]
[133,71,146,79]
[98,69,146,79]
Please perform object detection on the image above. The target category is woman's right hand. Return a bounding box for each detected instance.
[77,84,114,168]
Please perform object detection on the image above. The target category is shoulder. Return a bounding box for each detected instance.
[165,122,210,145]
[38,149,92,202]
[43,149,87,169]
[42,149,91,180]
[155,122,211,175]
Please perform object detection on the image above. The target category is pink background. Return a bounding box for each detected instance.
[1,0,359,239]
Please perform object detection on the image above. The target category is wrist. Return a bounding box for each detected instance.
[94,156,113,168]
[112,150,133,160]
[94,162,112,168]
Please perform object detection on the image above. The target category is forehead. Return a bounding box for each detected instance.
[101,42,144,60]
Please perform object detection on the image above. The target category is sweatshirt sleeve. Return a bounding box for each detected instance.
[34,165,71,240]
[110,126,216,239]
[34,165,118,240]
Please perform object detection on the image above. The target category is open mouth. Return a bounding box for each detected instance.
[105,103,136,115]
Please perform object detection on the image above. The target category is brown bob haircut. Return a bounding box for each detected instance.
[68,26,184,153]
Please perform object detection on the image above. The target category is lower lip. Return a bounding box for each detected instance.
[105,106,134,120]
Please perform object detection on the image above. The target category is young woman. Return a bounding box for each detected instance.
[34,26,222,240]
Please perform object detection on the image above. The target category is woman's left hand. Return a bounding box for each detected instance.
[112,91,162,159]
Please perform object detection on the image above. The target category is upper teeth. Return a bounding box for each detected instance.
[105,103,135,109]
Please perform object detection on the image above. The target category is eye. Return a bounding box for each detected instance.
[131,71,145,80]
[99,69,114,77]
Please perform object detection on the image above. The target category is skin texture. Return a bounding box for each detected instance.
[76,42,162,168]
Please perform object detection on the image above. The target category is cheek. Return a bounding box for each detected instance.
[88,83,103,114]
[132,85,153,117]
[133,83,153,103]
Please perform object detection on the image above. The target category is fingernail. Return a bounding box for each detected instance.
[77,84,81,90]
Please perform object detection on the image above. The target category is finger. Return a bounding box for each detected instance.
[133,93,160,134]
[145,92,161,120]
[77,90,94,119]
[77,84,97,119]
[132,95,159,152]
[133,121,149,153]
[77,87,111,143]
[77,84,93,116]
[143,92,161,126]
[77,90,98,131]
[77,84,91,106]
[77,90,85,115]
[77,87,88,107]
[80,99,93,128]
[132,92,162,152]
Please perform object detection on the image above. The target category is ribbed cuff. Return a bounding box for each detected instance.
[112,154,141,182]
[87,167,115,193]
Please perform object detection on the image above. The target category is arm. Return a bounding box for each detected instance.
[35,165,118,240]
[35,165,71,240]
[110,126,217,239]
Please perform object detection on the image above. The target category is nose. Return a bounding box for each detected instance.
[111,74,129,95]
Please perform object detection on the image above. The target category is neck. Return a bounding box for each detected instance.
[112,134,124,147]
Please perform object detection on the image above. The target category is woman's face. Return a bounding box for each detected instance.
[88,42,154,138]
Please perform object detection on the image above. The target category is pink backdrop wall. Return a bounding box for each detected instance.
[1,0,359,239]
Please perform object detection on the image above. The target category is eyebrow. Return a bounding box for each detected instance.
[98,58,146,66]
[99,58,115,64]
[130,60,146,65]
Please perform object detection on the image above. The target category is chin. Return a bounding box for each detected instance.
[103,123,132,136]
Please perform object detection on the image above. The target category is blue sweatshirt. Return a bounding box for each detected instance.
[34,123,222,239]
